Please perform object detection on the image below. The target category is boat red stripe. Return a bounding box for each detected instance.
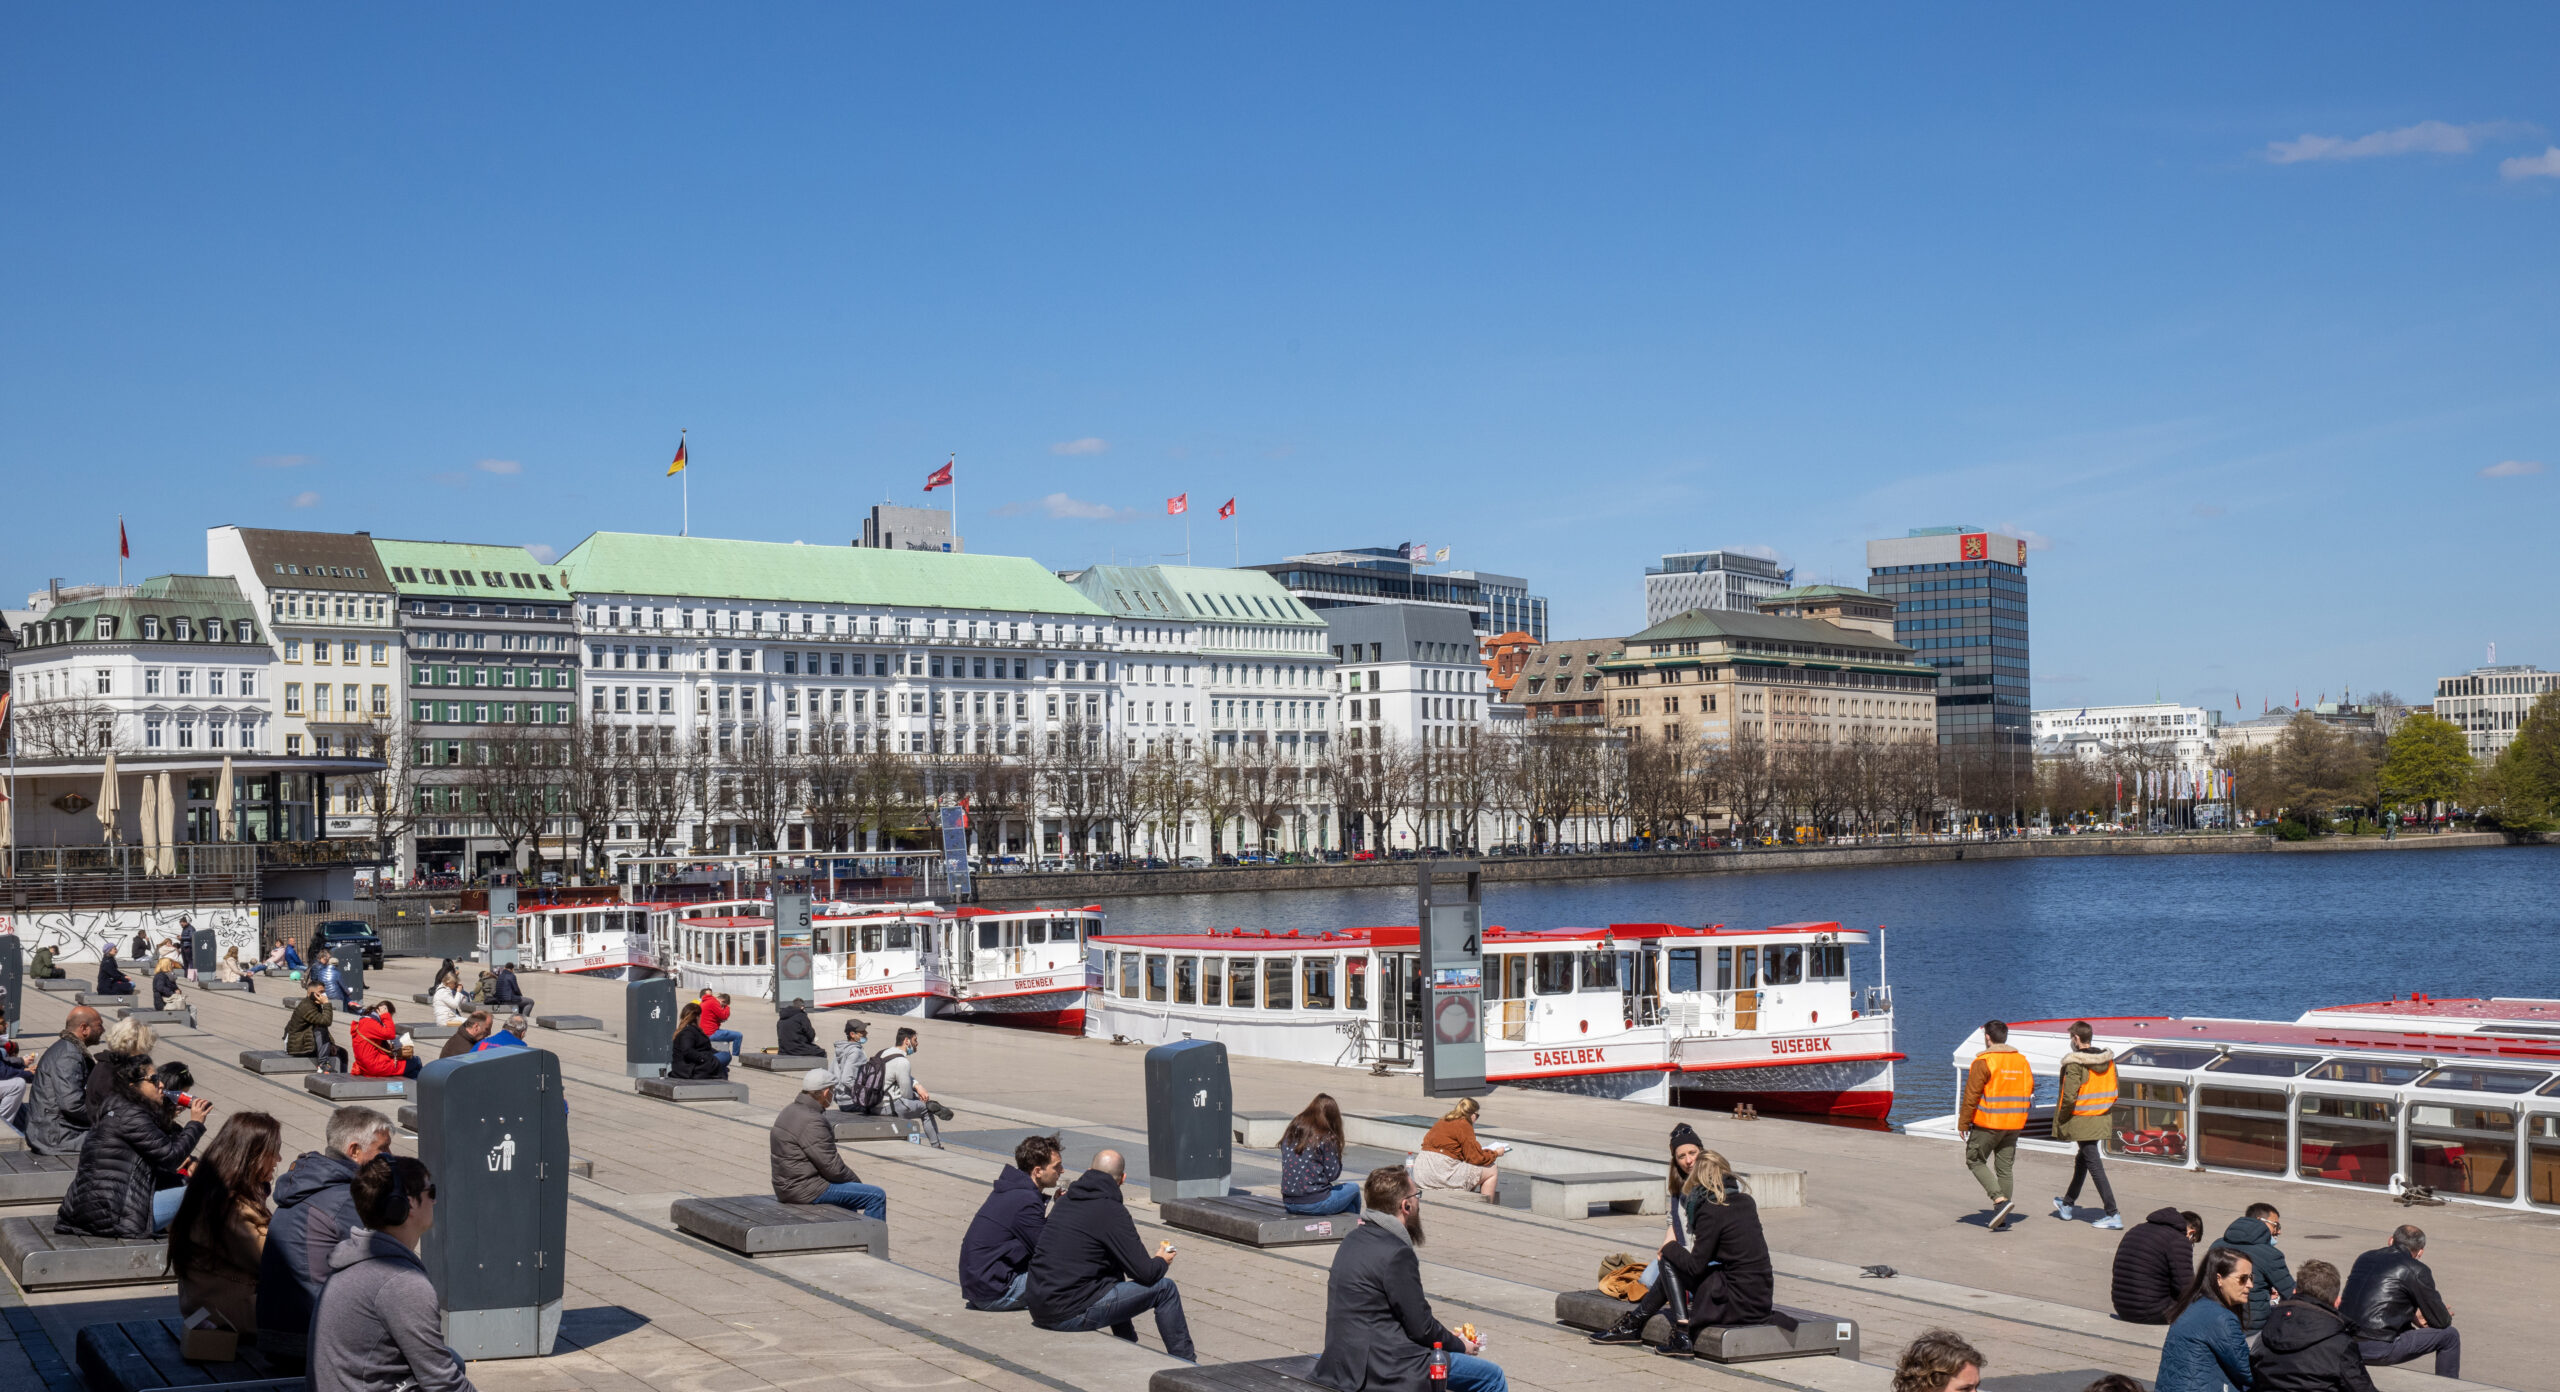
[1485,1062,1669,1080]
[1675,1051,1904,1073]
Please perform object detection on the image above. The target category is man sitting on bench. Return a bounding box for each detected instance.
[285,980,348,1074]
[1314,1165,1506,1392]
[961,1134,1062,1312]
[1027,1149,1196,1363]
[771,1069,887,1218]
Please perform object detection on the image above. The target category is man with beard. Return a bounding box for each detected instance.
[1026,1149,1195,1362]
[1314,1165,1507,1392]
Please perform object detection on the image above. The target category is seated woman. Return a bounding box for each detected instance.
[151,959,187,1011]
[311,1155,471,1392]
[1412,1097,1506,1202]
[93,946,136,996]
[170,1111,283,1340]
[669,1002,730,1080]
[1278,1093,1361,1216]
[1589,1149,1774,1356]
[350,1003,422,1080]
[431,971,472,1027]
[55,1056,213,1238]
[1638,1123,1705,1288]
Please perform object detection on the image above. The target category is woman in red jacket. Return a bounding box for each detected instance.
[350,1003,421,1079]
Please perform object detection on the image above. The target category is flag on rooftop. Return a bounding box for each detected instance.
[119,517,129,559]
[666,437,688,476]
[924,458,953,492]
[1217,498,1235,519]
[1167,494,1187,515]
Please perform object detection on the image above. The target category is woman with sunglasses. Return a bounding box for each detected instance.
[309,1155,475,1392]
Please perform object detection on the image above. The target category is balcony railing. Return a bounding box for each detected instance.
[8,845,260,879]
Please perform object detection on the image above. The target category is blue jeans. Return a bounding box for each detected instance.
[708,1029,744,1060]
[1044,1277,1196,1363]
[966,1269,1030,1312]
[813,1181,887,1219]
[1284,1183,1362,1216]
[1447,1353,1507,1392]
[151,1187,184,1233]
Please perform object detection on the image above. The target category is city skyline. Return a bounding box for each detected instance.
[6,7,2556,713]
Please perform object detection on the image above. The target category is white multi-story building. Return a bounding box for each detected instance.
[5,575,276,763]
[2433,663,2560,761]
[1644,550,1793,626]
[1325,603,1487,753]
[2033,701,2221,769]
[206,527,402,761]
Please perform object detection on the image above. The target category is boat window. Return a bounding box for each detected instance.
[2308,1059,2428,1086]
[1715,947,1732,991]
[1579,951,1619,992]
[1533,952,1574,995]
[1118,952,1140,998]
[2417,1067,2549,1095]
[1023,922,1047,945]
[1499,955,1527,1000]
[1666,948,1700,994]
[1203,957,1223,1007]
[754,932,768,967]
[2297,1094,2396,1189]
[1765,946,1803,985]
[2206,1052,2317,1077]
[1058,920,1083,943]
[1145,954,1168,1003]
[1228,956,1256,1008]
[2120,1046,2218,1071]
[1304,957,1336,1010]
[2105,1080,2190,1165]
[1346,956,1367,1011]
[2543,1078,2560,1097]
[1265,957,1295,1010]
[549,915,567,937]
[1174,956,1199,1005]
[2410,1102,2519,1200]
[886,925,914,951]
[979,923,1001,950]
[861,926,884,954]
[1101,950,1116,992]
[722,933,738,966]
[1810,943,1847,979]
[1483,954,1511,1002]
[2196,1085,2288,1174]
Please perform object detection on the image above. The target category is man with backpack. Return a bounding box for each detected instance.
[878,1027,951,1149]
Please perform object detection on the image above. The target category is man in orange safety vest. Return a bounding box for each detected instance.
[1957,1019,2033,1230]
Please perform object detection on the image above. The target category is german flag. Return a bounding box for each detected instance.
[667,437,689,476]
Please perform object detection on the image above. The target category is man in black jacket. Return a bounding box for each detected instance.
[2341,1225,2458,1378]
[256,1105,392,1365]
[2110,1207,2200,1323]
[961,1134,1062,1311]
[1026,1149,1195,1361]
[2257,1259,2379,1392]
[26,1007,104,1156]
[1314,1166,1505,1392]
[774,1002,824,1057]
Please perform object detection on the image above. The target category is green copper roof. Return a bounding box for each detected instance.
[558,532,1110,616]
[1067,564,1325,627]
[16,575,263,649]
[1616,607,1924,663]
[1763,584,1881,602]
[372,538,572,601]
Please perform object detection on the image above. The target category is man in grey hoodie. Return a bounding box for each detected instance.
[256,1105,391,1362]
[311,1153,474,1392]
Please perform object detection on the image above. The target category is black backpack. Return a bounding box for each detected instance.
[851,1050,893,1113]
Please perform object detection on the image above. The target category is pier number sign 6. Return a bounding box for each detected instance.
[1417,862,1486,1097]
[773,892,814,1009]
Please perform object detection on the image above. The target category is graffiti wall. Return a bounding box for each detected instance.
[0,906,262,964]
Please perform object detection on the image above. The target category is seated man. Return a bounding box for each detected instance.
[1027,1149,1196,1363]
[0,1037,34,1134]
[489,964,525,1006]
[828,1019,872,1112]
[29,945,65,979]
[2342,1224,2459,1379]
[771,1068,886,1218]
[440,1010,495,1059]
[878,1027,948,1148]
[961,1134,1062,1312]
[349,1002,421,1079]
[284,980,348,1073]
[26,1007,104,1156]
[476,1014,531,1051]
[1314,1165,1504,1392]
[2256,1258,2379,1392]
[257,1105,394,1364]
[775,1000,825,1057]
[2111,1209,2201,1324]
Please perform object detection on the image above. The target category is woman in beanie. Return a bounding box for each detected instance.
[1641,1123,1707,1287]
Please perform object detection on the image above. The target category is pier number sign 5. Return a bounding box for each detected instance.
[773,892,815,1007]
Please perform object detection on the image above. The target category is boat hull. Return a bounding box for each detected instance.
[952,973,1097,1034]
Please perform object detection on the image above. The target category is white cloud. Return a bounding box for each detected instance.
[524,543,559,564]
[288,491,322,509]
[1999,526,2056,551]
[995,492,1133,521]
[1050,437,1109,456]
[2265,119,2526,164]
[2480,459,2545,478]
[476,458,522,475]
[2500,147,2560,180]
[255,453,313,469]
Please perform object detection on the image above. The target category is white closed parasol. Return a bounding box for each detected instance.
[215,755,236,843]
[97,748,122,845]
[157,770,178,875]
[137,769,159,874]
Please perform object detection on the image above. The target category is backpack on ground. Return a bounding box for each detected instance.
[851,1050,893,1113]
[1598,1252,1648,1302]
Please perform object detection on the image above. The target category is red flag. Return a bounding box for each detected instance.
[1217,498,1235,519]
[119,517,130,560]
[924,458,953,492]
[1167,493,1187,516]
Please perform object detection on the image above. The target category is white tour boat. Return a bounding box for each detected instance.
[947,906,1107,1033]
[478,899,654,978]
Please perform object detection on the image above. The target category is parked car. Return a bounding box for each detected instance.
[311,918,385,970]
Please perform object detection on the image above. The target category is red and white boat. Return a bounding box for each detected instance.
[477,901,655,977]
[947,907,1107,1033]
[1083,920,1898,1121]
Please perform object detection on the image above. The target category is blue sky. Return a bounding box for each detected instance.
[6,7,2555,712]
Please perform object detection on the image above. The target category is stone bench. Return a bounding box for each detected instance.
[1529,1170,1666,1220]
[200,980,254,992]
[1232,1111,1293,1148]
[671,1196,887,1260]
[304,1074,410,1101]
[76,1317,299,1392]
[1161,1194,1349,1247]
[636,1077,748,1104]
[832,1114,919,1143]
[0,1153,77,1205]
[535,1015,602,1031]
[739,1052,831,1071]
[36,978,84,993]
[240,1050,320,1075]
[115,1008,195,1029]
[1149,1354,1324,1392]
[410,1024,458,1044]
[74,992,141,1006]
[0,1132,24,1153]
[1553,1290,1859,1363]
[0,1218,169,1290]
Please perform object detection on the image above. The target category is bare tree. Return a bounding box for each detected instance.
[1623,737,1685,843]
[10,691,126,758]
[1720,725,1781,842]
[1434,729,1507,854]
[1236,738,1297,856]
[465,721,571,876]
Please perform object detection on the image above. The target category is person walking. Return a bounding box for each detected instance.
[879,1027,947,1148]
[2212,1204,2294,1332]
[770,1069,888,1218]
[1311,1165,1506,1392]
[2340,1225,2459,1378]
[26,1006,104,1156]
[2256,1259,2379,1392]
[1590,1149,1773,1357]
[309,1155,476,1392]
[961,1134,1063,1311]
[1957,1020,2031,1230]
[1027,1149,1196,1362]
[668,1003,729,1080]
[1413,1097,1505,1202]
[2113,1209,2204,1323]
[1279,1093,1361,1217]
[257,1106,394,1363]
[55,1056,213,1239]
[170,1111,284,1340]
[2158,1246,2255,1392]
[2052,1021,2121,1229]
[176,917,198,981]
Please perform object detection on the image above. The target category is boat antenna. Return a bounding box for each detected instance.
[1876,925,1889,994]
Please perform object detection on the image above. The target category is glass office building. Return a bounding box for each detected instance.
[1865,527,2030,747]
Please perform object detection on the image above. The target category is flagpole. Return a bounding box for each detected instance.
[680,429,690,537]
[117,515,125,587]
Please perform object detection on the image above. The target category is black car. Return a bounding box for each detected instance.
[311,918,385,970]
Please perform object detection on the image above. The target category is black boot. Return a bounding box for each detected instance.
[1654,1323,1696,1358]
[1588,1313,1648,1345]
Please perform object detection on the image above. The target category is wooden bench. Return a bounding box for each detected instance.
[831,1114,918,1143]
[535,1015,602,1031]
[1231,1111,1293,1148]
[671,1196,887,1259]
[115,1008,195,1028]
[1528,1170,1666,1220]
[76,1317,299,1392]
[1552,1290,1858,1363]
[1149,1354,1324,1392]
[304,1074,409,1101]
[0,1218,169,1290]
[739,1052,831,1071]
[0,1152,78,1205]
[1161,1194,1349,1247]
[239,1050,320,1075]
[636,1077,748,1103]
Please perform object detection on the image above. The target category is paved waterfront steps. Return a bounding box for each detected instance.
[1148,1354,1325,1392]
[637,1077,749,1103]
[0,1132,23,1153]
[671,1196,888,1259]
[0,1218,169,1290]
[1553,1290,1859,1363]
[76,1318,298,1392]
[0,1153,78,1205]
[74,993,139,1006]
[200,980,252,992]
[1232,1111,1292,1148]
[740,1052,831,1071]
[239,1050,319,1075]
[304,1074,408,1101]
[1161,1194,1351,1247]
[115,1008,194,1028]
[536,1014,602,1031]
[411,1023,458,1042]
[832,1114,919,1143]
[35,978,83,993]
[1529,1170,1667,1219]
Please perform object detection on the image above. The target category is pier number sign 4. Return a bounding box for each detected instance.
[1417,861,1487,1097]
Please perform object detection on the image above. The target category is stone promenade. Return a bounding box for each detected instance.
[2,961,2545,1392]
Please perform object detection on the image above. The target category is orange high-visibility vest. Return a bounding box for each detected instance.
[2071,1061,2120,1117]
[1972,1050,2034,1131]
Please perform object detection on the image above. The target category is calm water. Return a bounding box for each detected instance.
[1091,846,2560,1129]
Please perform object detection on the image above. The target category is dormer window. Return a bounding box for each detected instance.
[206,618,226,642]
[95,616,117,641]
[141,616,161,641]
[172,617,193,641]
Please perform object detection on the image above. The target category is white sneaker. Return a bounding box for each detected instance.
[2052,1197,2074,1221]
[2093,1213,2124,1230]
